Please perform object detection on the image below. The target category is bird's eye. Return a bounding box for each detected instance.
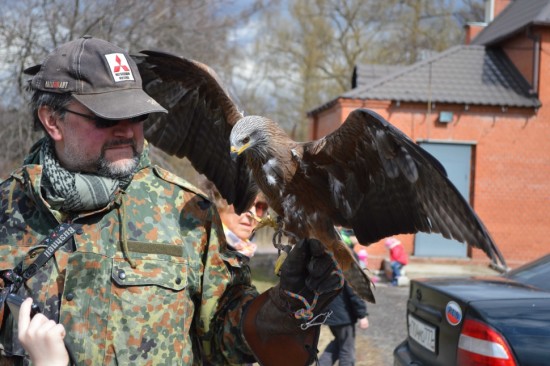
[242,137,250,144]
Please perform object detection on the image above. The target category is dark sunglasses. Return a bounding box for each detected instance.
[60,108,148,129]
[252,201,269,218]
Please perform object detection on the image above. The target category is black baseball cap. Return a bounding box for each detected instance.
[24,35,167,119]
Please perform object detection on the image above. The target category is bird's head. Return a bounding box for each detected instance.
[230,116,270,159]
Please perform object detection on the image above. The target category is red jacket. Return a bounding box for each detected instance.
[390,244,409,265]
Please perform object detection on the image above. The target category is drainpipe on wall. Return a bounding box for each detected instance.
[426,61,432,140]
[485,0,495,22]
[527,27,540,97]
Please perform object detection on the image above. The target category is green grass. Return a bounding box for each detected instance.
[251,268,278,293]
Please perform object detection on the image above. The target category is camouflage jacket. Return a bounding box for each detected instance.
[0,150,258,365]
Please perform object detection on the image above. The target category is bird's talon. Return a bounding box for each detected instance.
[255,215,278,230]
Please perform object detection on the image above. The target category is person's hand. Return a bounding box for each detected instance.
[18,298,69,366]
[358,316,369,329]
[278,239,344,320]
[242,239,344,366]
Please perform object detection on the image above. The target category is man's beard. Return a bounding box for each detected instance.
[97,139,141,178]
[97,154,140,178]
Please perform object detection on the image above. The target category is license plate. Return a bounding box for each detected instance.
[408,315,437,353]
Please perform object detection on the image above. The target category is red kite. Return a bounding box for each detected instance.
[134,50,507,302]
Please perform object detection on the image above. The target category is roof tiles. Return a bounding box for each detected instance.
[472,0,550,46]
[341,45,539,108]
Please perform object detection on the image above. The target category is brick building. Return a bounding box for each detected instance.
[307,0,550,269]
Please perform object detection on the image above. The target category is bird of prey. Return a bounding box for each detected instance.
[134,50,507,303]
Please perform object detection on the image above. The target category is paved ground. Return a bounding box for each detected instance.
[318,283,409,366]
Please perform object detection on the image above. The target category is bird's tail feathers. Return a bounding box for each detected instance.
[344,260,376,303]
[331,240,375,303]
[331,240,355,270]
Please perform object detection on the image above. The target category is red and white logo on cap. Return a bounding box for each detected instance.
[105,53,134,82]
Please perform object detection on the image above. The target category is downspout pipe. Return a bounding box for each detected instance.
[527,26,540,97]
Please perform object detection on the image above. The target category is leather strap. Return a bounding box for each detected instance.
[242,291,320,366]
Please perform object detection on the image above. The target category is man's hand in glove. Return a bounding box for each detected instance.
[242,239,344,366]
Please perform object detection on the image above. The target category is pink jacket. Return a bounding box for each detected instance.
[390,244,409,265]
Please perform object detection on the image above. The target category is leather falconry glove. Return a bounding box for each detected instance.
[242,239,344,366]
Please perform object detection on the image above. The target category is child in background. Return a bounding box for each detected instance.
[385,237,409,286]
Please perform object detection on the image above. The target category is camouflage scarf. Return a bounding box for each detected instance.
[39,138,133,212]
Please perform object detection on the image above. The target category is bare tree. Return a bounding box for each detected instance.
[0,0,484,177]
[0,0,269,178]
[241,0,484,140]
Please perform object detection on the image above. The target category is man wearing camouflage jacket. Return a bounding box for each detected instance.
[0,37,342,365]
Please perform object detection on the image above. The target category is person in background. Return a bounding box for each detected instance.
[338,227,357,249]
[0,36,343,366]
[385,237,409,286]
[356,248,368,270]
[200,178,270,366]
[318,282,369,366]
[337,227,368,269]
[200,177,269,258]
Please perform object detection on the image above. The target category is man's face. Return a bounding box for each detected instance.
[53,101,145,177]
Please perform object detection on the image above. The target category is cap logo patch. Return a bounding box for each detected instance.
[105,53,134,82]
[44,81,69,89]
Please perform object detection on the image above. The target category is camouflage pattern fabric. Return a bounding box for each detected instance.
[0,148,259,365]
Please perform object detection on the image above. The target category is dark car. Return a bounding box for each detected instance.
[394,254,550,366]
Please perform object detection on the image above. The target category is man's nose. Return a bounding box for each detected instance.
[112,120,135,137]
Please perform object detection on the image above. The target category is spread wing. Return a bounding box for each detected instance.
[303,108,506,268]
[133,50,257,212]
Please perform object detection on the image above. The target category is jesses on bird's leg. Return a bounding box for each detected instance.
[270,216,302,275]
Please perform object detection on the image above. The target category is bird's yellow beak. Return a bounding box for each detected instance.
[230,142,251,156]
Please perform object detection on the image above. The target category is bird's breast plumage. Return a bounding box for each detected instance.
[261,158,280,186]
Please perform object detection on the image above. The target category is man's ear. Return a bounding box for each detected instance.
[38,106,63,141]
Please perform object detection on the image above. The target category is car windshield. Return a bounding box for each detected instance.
[506,254,550,291]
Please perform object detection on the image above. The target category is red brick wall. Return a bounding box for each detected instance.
[308,106,344,140]
[494,0,513,18]
[537,29,550,107]
[501,34,535,86]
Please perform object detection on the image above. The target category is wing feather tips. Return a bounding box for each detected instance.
[232,174,259,215]
[417,173,506,267]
